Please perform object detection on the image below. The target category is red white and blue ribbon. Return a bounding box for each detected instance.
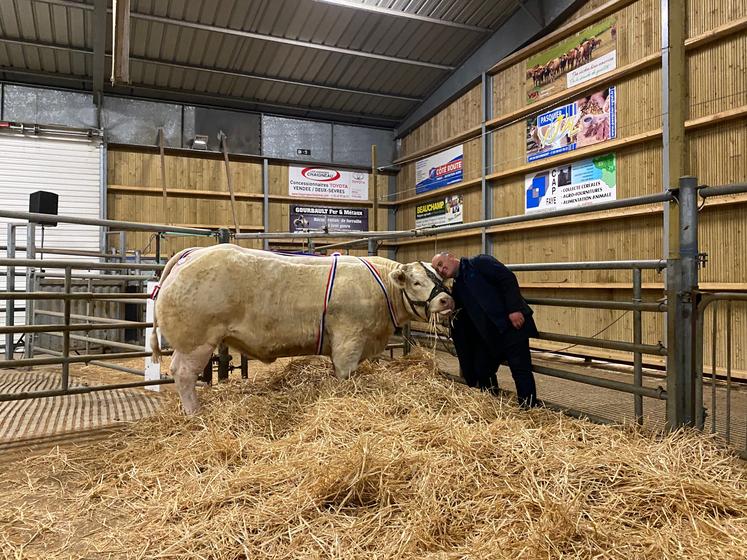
[315,254,339,354]
[357,257,399,328]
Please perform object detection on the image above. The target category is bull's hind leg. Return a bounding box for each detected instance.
[330,336,365,381]
[170,344,214,414]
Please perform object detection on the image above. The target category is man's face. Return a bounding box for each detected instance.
[431,253,459,279]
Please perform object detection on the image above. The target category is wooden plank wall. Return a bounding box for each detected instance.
[107,148,390,259]
[390,0,747,377]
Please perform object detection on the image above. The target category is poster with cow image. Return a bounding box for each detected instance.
[415,194,464,229]
[526,86,616,163]
[289,205,369,232]
[525,153,616,214]
[415,145,464,194]
[289,166,369,201]
[526,17,617,104]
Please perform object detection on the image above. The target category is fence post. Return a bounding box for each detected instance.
[61,267,72,390]
[5,224,16,360]
[633,267,643,425]
[217,227,231,382]
[367,238,378,257]
[24,223,36,359]
[667,176,700,428]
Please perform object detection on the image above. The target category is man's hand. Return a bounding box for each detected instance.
[509,311,525,329]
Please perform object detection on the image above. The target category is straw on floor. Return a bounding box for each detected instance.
[1,354,746,559]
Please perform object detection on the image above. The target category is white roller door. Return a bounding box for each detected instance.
[0,132,103,353]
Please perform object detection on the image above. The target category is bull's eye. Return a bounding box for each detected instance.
[413,281,422,287]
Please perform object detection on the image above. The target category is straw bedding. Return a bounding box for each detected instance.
[1,355,746,559]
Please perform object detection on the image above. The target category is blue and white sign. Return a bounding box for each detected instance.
[526,87,616,163]
[525,154,617,213]
[415,145,464,194]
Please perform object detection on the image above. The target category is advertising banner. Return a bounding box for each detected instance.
[525,154,616,213]
[289,205,368,232]
[526,17,617,103]
[526,86,616,163]
[289,166,368,201]
[415,194,464,229]
[415,145,464,194]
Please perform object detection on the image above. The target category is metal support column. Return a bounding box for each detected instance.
[633,267,643,424]
[24,224,36,359]
[662,0,688,430]
[4,224,16,360]
[155,233,162,265]
[480,72,494,255]
[262,158,270,251]
[217,227,231,382]
[61,267,71,390]
[118,231,126,262]
[668,176,699,427]
[367,238,378,257]
[372,145,378,232]
[681,176,700,425]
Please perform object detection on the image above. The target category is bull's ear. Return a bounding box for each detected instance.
[389,266,407,288]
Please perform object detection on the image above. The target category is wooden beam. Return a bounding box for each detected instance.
[108,185,265,200]
[157,128,170,225]
[219,133,241,234]
[486,128,663,183]
[382,191,747,246]
[111,0,130,85]
[486,53,661,131]
[488,0,639,75]
[266,194,376,207]
[390,176,483,207]
[685,16,747,51]
[393,125,482,166]
[684,104,747,131]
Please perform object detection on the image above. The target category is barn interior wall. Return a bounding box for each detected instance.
[0,84,395,168]
[106,148,391,258]
[390,0,747,377]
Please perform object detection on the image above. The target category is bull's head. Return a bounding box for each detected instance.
[389,262,454,321]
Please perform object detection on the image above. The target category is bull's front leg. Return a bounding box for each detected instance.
[329,334,365,381]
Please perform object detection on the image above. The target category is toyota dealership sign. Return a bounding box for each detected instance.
[289,166,369,201]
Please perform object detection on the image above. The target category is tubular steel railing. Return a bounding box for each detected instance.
[695,293,747,459]
[1,178,746,461]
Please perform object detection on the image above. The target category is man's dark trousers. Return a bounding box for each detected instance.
[451,309,537,406]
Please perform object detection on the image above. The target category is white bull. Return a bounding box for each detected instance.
[150,245,454,414]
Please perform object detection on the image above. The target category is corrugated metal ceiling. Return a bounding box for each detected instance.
[0,0,521,127]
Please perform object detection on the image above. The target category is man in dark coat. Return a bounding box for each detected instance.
[431,252,539,408]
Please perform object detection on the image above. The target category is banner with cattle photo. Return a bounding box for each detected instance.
[526,86,616,163]
[289,166,369,201]
[289,204,369,232]
[415,145,464,194]
[524,153,616,214]
[415,194,464,229]
[526,17,617,104]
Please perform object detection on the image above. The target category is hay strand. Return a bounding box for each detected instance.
[1,356,746,559]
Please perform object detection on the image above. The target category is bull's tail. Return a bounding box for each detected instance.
[150,314,162,363]
[149,247,197,364]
